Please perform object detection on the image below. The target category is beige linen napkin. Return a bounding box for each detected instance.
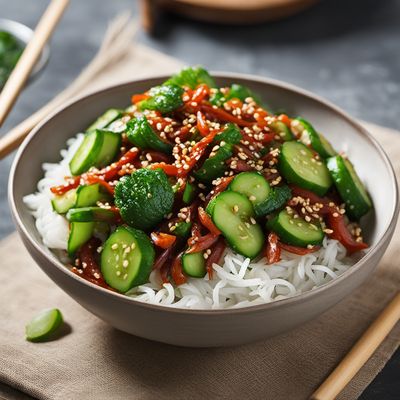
[1,16,400,400]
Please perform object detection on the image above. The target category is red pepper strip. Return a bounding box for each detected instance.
[72,238,111,289]
[326,213,368,254]
[278,114,292,127]
[198,207,221,236]
[279,242,320,255]
[150,232,176,249]
[187,222,202,247]
[254,109,269,128]
[186,233,219,254]
[99,147,140,181]
[265,232,281,264]
[131,93,150,104]
[84,175,115,195]
[205,237,226,279]
[177,128,219,177]
[197,110,210,137]
[153,246,174,271]
[148,162,179,176]
[50,176,80,195]
[289,185,331,207]
[191,84,210,103]
[145,150,171,163]
[201,105,254,127]
[171,253,187,285]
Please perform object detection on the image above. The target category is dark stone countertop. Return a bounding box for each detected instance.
[0,0,399,398]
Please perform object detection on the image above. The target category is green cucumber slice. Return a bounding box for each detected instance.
[75,183,110,208]
[25,308,63,342]
[126,116,172,153]
[292,117,336,158]
[229,171,271,206]
[267,209,324,247]
[327,155,372,220]
[182,252,206,278]
[279,141,332,196]
[254,185,292,217]
[86,109,122,132]
[213,123,242,144]
[182,182,196,204]
[67,221,94,256]
[269,120,294,141]
[95,130,122,168]
[69,130,103,176]
[51,189,77,214]
[193,143,233,183]
[211,191,264,259]
[101,226,155,292]
[66,207,117,223]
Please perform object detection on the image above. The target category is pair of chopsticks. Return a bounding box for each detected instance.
[0,2,399,398]
[0,0,69,130]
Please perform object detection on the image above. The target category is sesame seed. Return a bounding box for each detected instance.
[111,243,118,250]
[249,195,256,201]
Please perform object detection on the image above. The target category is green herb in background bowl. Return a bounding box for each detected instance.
[0,30,24,88]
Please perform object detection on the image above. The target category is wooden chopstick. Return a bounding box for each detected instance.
[312,291,400,400]
[0,0,69,127]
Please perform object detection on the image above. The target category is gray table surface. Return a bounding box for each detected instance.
[0,0,399,399]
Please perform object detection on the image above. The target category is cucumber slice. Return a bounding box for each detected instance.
[127,116,172,153]
[327,155,372,220]
[193,144,233,183]
[95,130,121,168]
[101,226,155,292]
[67,207,117,223]
[182,182,196,204]
[267,209,324,247]
[254,185,292,217]
[67,221,94,256]
[25,308,63,342]
[292,118,336,158]
[213,123,242,144]
[211,191,264,259]
[86,109,122,132]
[229,171,270,206]
[75,183,110,208]
[51,189,77,214]
[206,195,218,216]
[69,130,103,176]
[172,221,192,238]
[182,252,206,278]
[279,141,332,196]
[269,120,294,141]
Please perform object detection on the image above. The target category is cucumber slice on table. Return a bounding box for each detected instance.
[67,221,95,256]
[267,209,324,247]
[101,226,155,292]
[210,191,264,259]
[229,171,270,206]
[327,155,372,220]
[254,185,292,217]
[69,130,121,175]
[86,108,122,132]
[51,189,77,214]
[291,117,336,159]
[67,207,117,223]
[182,252,206,278]
[269,120,294,141]
[279,141,332,196]
[193,143,233,183]
[25,308,63,342]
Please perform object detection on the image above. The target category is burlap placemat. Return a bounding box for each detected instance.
[1,17,399,400]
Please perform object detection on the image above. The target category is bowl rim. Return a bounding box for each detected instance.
[9,72,400,315]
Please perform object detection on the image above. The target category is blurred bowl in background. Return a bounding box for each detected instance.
[0,18,50,87]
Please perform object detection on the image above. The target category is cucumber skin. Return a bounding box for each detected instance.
[182,252,206,278]
[269,121,293,141]
[254,185,292,217]
[267,211,324,247]
[67,221,94,256]
[101,226,155,292]
[278,142,332,197]
[86,109,122,132]
[327,155,372,220]
[66,207,116,223]
[213,123,242,144]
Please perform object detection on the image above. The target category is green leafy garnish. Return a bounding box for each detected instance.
[165,66,216,89]
[139,84,184,114]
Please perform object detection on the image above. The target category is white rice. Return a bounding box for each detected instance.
[24,135,353,310]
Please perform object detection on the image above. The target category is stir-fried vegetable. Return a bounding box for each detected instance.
[50,66,372,293]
